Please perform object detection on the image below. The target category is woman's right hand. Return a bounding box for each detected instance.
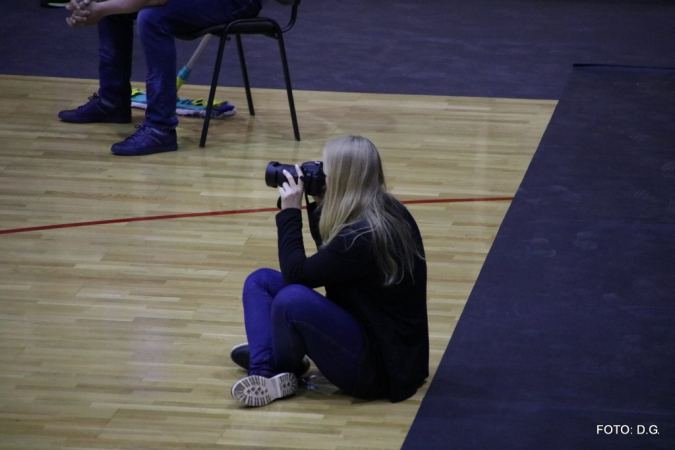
[278,165,304,210]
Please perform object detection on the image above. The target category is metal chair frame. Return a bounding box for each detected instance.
[177,0,301,147]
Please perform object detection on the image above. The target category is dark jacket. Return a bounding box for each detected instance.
[276,199,428,402]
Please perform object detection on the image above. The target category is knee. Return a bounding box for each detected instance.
[136,8,167,36]
[244,268,279,289]
[242,268,282,303]
[272,285,317,317]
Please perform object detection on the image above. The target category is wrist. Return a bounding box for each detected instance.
[281,203,302,210]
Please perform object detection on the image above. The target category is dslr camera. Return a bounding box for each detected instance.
[265,161,326,197]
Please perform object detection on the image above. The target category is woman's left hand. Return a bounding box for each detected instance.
[66,0,105,27]
[279,165,304,210]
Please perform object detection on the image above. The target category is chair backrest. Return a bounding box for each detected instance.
[273,0,300,33]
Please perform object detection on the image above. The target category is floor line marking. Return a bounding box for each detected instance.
[0,197,514,235]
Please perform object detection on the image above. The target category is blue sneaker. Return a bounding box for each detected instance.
[58,93,131,124]
[111,124,177,156]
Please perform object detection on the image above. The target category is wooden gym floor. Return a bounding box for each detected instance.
[0,75,556,449]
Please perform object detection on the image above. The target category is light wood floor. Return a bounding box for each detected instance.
[0,75,556,449]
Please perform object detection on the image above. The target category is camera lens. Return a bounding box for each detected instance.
[265,161,297,188]
[265,162,281,187]
[265,161,325,196]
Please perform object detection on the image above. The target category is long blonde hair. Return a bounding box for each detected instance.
[319,136,422,285]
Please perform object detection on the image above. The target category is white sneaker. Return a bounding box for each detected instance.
[231,373,298,407]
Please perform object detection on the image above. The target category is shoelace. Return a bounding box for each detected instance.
[123,125,153,142]
[76,93,101,111]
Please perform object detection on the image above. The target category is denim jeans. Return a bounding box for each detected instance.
[242,268,385,397]
[97,0,261,132]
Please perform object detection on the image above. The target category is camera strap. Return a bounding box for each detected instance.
[304,190,312,222]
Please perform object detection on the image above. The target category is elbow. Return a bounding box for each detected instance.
[281,268,300,285]
[280,262,311,287]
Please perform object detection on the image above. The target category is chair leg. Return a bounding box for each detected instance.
[236,34,255,116]
[276,33,300,141]
[200,33,228,148]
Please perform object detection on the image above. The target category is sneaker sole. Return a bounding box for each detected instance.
[58,113,131,124]
[111,144,177,156]
[231,373,297,407]
[59,118,132,124]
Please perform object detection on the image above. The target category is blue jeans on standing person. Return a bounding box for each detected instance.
[97,0,261,133]
[242,268,387,398]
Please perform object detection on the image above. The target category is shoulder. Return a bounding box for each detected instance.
[384,196,424,247]
[384,196,418,225]
[383,194,406,213]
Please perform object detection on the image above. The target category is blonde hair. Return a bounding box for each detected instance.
[319,136,422,285]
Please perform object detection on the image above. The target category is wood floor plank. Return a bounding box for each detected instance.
[0,75,555,449]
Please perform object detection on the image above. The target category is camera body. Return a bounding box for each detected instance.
[265,161,326,197]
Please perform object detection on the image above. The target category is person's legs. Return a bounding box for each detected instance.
[97,13,135,110]
[240,268,386,402]
[58,14,134,123]
[135,0,262,132]
[242,268,362,384]
[234,268,297,407]
[134,7,178,133]
[270,285,378,396]
[241,268,287,378]
[108,8,179,156]
[149,0,262,37]
[111,0,261,155]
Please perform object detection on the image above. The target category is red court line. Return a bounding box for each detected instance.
[0,197,514,235]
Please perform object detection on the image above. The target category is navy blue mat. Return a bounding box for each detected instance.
[3,1,675,99]
[403,65,675,449]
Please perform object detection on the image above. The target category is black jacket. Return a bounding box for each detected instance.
[276,199,428,402]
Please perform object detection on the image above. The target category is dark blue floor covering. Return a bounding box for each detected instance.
[403,65,675,449]
[2,1,674,99]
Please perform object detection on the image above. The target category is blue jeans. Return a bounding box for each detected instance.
[242,268,386,398]
[97,0,261,132]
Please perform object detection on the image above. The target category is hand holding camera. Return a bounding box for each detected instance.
[265,161,327,209]
[276,164,304,210]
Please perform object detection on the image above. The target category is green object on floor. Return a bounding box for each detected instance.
[40,1,69,7]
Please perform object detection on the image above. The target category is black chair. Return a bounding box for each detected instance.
[175,0,301,147]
